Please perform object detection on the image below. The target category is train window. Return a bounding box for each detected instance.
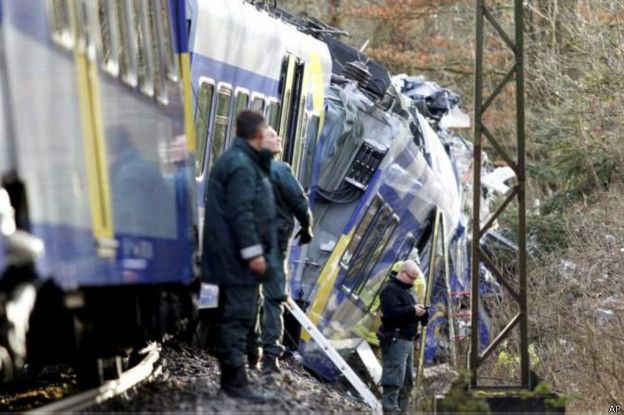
[277,55,294,154]
[133,1,155,97]
[150,0,171,104]
[156,0,179,82]
[96,0,120,76]
[265,100,280,130]
[195,80,215,176]
[415,209,436,254]
[351,214,399,295]
[251,94,266,113]
[116,0,138,87]
[230,90,249,139]
[359,233,416,312]
[340,195,383,268]
[301,115,320,189]
[283,60,305,165]
[342,205,398,295]
[292,112,308,179]
[47,0,73,49]
[277,55,289,116]
[209,85,232,170]
[397,234,418,263]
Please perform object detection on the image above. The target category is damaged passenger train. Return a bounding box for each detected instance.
[188,0,506,382]
[0,0,505,386]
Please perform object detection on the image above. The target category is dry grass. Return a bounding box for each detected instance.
[527,188,624,410]
[485,187,624,410]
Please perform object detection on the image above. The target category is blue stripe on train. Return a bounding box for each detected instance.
[190,53,279,98]
[32,222,193,289]
[32,167,195,289]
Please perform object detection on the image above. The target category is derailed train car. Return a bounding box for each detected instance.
[286,78,470,380]
[277,15,498,380]
[0,0,197,384]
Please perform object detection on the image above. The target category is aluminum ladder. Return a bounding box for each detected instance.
[284,297,382,413]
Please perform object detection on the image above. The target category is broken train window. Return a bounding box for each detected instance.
[340,194,399,296]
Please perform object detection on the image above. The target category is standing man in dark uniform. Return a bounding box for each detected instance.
[378,260,429,412]
[248,127,312,374]
[202,110,276,402]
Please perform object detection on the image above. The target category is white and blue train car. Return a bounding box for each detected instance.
[282,79,468,379]
[0,0,197,384]
[187,0,332,242]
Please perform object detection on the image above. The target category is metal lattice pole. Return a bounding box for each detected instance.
[470,0,529,389]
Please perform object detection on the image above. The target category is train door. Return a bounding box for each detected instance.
[278,53,306,166]
[228,87,249,143]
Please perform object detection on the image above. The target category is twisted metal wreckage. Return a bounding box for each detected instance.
[285,71,517,386]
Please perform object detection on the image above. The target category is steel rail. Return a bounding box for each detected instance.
[28,345,161,414]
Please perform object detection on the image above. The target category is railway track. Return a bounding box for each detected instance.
[27,345,161,413]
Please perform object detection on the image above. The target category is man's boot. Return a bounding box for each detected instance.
[261,355,281,375]
[247,347,262,371]
[220,363,269,403]
[219,363,235,389]
[381,385,401,413]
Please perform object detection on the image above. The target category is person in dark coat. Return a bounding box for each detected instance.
[378,260,429,412]
[201,110,277,402]
[248,127,312,374]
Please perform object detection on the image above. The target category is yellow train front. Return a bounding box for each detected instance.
[0,0,197,385]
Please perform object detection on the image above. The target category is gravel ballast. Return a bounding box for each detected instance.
[87,342,369,413]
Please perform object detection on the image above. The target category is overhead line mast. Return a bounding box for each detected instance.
[471,0,529,389]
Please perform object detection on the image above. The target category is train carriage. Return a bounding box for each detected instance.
[285,79,467,380]
[187,0,332,238]
[0,0,197,384]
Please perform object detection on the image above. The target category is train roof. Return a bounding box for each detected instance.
[249,1,392,99]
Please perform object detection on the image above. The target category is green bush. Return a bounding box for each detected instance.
[437,371,491,413]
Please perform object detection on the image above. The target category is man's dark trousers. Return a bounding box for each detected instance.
[381,338,414,412]
[261,249,287,358]
[215,284,260,368]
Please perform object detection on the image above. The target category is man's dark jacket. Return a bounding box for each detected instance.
[270,160,311,252]
[378,277,428,340]
[202,138,277,286]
